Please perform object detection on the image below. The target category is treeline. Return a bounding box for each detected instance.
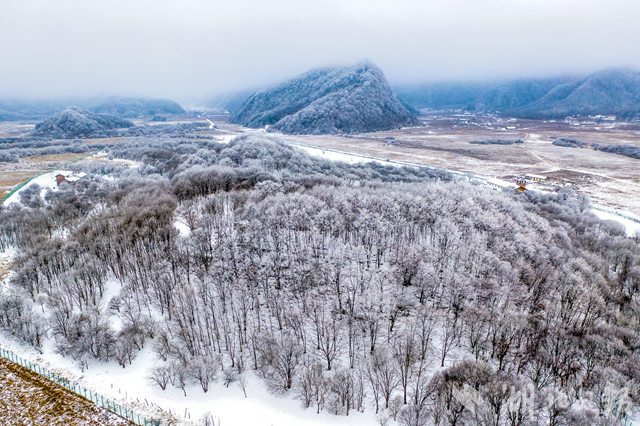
[0,137,91,162]
[469,139,523,145]
[0,122,211,162]
[552,138,588,148]
[552,137,640,160]
[595,143,640,160]
[0,134,638,425]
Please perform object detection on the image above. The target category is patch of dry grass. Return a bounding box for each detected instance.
[0,170,44,188]
[27,153,90,163]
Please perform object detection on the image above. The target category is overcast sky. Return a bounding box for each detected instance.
[1,0,639,100]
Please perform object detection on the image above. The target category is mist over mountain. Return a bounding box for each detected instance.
[0,99,72,121]
[231,63,418,134]
[206,90,255,114]
[396,68,640,119]
[92,98,185,118]
[32,108,133,139]
[0,97,185,121]
[512,69,640,118]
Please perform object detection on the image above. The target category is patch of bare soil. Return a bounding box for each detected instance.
[544,169,602,185]
[0,358,129,425]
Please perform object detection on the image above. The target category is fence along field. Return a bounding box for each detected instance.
[0,345,162,425]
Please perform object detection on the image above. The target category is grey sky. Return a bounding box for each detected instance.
[1,0,639,100]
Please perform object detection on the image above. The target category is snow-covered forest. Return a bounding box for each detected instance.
[1,133,639,425]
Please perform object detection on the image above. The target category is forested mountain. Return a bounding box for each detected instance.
[512,69,640,119]
[0,99,74,121]
[0,131,638,425]
[91,97,185,117]
[397,68,640,118]
[32,108,133,138]
[232,62,419,134]
[0,97,185,122]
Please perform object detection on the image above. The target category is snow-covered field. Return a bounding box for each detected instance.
[293,143,385,165]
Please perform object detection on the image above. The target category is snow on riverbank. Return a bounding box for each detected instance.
[288,142,397,167]
[296,144,375,165]
[592,208,640,237]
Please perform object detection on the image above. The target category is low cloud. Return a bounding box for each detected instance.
[0,0,638,100]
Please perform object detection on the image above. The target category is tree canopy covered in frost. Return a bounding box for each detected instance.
[32,108,133,139]
[0,133,639,425]
[91,97,185,118]
[232,63,419,135]
[0,97,185,121]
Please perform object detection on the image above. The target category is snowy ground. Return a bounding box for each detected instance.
[0,239,379,426]
[592,207,640,237]
[293,143,387,165]
[216,134,236,144]
[174,219,191,237]
[0,328,379,426]
[3,171,62,206]
[87,152,143,169]
[0,155,380,426]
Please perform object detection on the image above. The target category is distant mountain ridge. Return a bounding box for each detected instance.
[396,68,640,119]
[32,108,133,139]
[231,62,419,134]
[0,97,185,121]
[92,97,185,117]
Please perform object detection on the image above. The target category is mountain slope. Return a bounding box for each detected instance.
[91,97,185,117]
[32,108,133,138]
[0,99,76,121]
[397,69,640,118]
[232,63,418,134]
[0,97,185,122]
[512,69,640,118]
